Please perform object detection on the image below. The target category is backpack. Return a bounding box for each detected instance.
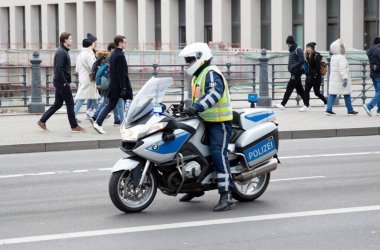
[320,61,327,76]
[95,63,110,90]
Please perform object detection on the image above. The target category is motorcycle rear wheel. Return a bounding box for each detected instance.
[232,173,270,202]
[109,169,157,213]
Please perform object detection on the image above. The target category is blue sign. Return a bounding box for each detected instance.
[244,136,275,163]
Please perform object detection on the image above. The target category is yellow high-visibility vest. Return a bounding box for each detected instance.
[191,65,233,122]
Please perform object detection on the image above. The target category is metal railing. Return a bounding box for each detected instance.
[0,51,375,110]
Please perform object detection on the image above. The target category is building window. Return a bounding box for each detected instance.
[231,0,240,47]
[55,4,59,47]
[292,0,304,48]
[261,0,271,50]
[155,0,161,50]
[38,6,42,49]
[178,0,186,49]
[364,0,379,49]
[204,0,212,43]
[327,0,340,49]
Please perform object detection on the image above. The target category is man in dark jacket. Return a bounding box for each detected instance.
[93,35,133,134]
[274,35,306,110]
[363,36,380,116]
[37,32,85,132]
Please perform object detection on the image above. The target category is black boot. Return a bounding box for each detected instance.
[213,192,235,212]
[179,191,205,202]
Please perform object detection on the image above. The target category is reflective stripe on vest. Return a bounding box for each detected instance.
[192,65,233,122]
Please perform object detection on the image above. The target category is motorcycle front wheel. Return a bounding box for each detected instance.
[109,168,157,213]
[231,173,270,202]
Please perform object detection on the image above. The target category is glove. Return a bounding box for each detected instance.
[120,88,127,100]
[343,79,348,88]
[184,107,198,117]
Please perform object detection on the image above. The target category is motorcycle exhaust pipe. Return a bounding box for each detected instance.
[234,158,278,182]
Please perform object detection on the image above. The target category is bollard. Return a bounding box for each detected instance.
[257,48,271,107]
[28,51,45,113]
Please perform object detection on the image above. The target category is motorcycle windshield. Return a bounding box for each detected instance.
[126,77,173,124]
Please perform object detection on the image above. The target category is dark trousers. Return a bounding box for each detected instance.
[304,77,327,107]
[207,121,233,194]
[281,73,305,106]
[40,83,78,128]
[96,96,119,126]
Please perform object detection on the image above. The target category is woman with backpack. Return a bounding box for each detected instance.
[299,42,327,112]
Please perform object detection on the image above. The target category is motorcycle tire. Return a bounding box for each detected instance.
[231,173,270,202]
[109,169,157,213]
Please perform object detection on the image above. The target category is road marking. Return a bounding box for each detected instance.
[1,205,380,245]
[281,151,380,159]
[271,176,326,182]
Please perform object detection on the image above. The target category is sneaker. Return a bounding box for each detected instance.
[71,126,86,133]
[93,123,106,134]
[363,104,372,116]
[298,106,310,112]
[37,121,48,131]
[86,109,94,119]
[274,103,285,110]
[325,111,336,115]
[348,111,358,116]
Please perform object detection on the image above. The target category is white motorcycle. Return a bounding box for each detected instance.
[109,77,280,213]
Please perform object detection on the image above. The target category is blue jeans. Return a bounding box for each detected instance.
[74,99,98,116]
[87,99,98,110]
[326,95,354,113]
[366,77,380,114]
[207,121,233,194]
[94,97,124,123]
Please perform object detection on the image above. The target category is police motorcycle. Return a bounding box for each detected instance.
[109,77,280,213]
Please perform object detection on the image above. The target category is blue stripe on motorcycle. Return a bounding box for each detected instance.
[145,132,190,155]
[244,111,274,123]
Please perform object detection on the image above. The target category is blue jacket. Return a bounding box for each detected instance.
[288,43,304,75]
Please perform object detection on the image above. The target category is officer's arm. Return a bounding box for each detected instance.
[193,71,224,112]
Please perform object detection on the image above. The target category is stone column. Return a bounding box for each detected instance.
[76,0,84,43]
[161,0,179,50]
[340,0,364,49]
[304,0,327,51]
[28,51,45,113]
[0,7,10,49]
[138,0,155,50]
[257,49,271,107]
[186,0,204,44]
[241,0,260,50]
[271,0,292,51]
[119,0,138,49]
[212,0,231,44]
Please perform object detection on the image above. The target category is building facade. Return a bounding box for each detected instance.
[0,0,379,51]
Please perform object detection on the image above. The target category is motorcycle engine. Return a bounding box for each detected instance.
[184,161,201,179]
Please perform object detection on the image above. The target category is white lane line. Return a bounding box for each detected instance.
[271,176,326,182]
[0,174,24,179]
[1,205,379,245]
[98,168,112,171]
[281,151,380,159]
[28,172,55,176]
[72,170,89,173]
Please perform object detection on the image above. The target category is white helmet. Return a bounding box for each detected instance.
[179,43,212,76]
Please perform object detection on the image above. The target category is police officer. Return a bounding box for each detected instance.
[179,43,235,212]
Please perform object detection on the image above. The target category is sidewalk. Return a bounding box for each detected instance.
[0,105,379,154]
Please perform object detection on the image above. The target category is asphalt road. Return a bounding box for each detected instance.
[0,136,380,249]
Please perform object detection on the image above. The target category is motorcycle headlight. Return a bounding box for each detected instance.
[121,125,145,141]
[146,122,168,135]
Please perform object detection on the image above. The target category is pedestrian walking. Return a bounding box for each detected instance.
[363,36,380,116]
[74,38,100,120]
[93,35,132,134]
[37,32,85,132]
[90,42,124,126]
[86,33,99,113]
[179,43,235,212]
[274,35,306,110]
[299,42,327,112]
[326,39,358,115]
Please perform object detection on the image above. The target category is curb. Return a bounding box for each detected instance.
[0,127,379,155]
